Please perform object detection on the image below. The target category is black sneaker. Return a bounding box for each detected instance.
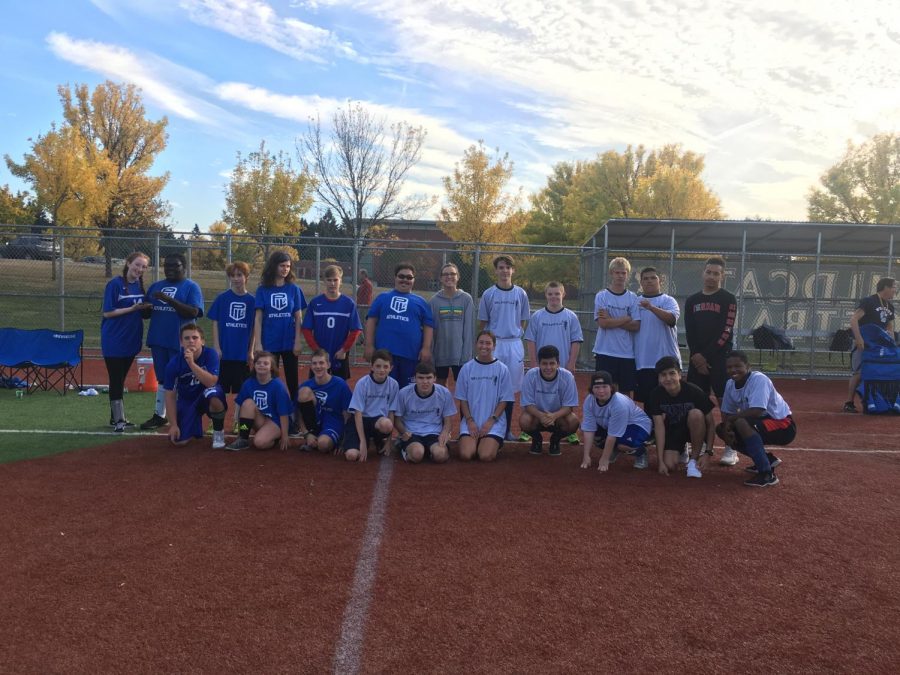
[842,401,857,413]
[288,425,303,439]
[744,471,779,487]
[225,438,251,452]
[113,420,127,433]
[109,419,135,428]
[529,433,543,455]
[139,414,168,430]
[548,434,562,457]
[744,453,782,473]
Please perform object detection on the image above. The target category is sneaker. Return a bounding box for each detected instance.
[288,426,304,439]
[744,453,783,473]
[400,447,409,463]
[634,453,648,470]
[205,426,214,436]
[744,471,779,487]
[529,434,543,455]
[114,420,127,433]
[232,419,240,435]
[686,459,702,478]
[109,419,135,428]
[679,447,690,465]
[225,438,250,452]
[139,414,168,430]
[518,432,532,442]
[212,430,226,449]
[719,446,738,466]
[842,401,858,413]
[548,435,562,457]
[566,433,580,445]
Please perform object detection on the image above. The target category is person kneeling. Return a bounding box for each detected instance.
[296,349,352,455]
[392,362,455,463]
[645,356,716,478]
[163,324,227,448]
[580,371,652,472]
[342,349,399,462]
[716,351,797,488]
[519,345,580,457]
[226,351,292,451]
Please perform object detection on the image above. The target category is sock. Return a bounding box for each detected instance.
[154,389,166,417]
[238,418,254,440]
[549,426,564,443]
[110,399,125,423]
[505,401,514,436]
[209,408,225,432]
[299,400,318,432]
[742,434,770,472]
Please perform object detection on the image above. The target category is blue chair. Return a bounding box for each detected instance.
[0,328,83,394]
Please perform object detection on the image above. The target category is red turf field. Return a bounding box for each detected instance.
[1,362,898,673]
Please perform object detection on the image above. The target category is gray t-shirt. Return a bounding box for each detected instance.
[429,289,475,367]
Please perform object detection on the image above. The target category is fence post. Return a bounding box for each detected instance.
[59,234,65,330]
[472,244,481,301]
[315,234,321,295]
[226,234,233,266]
[735,228,747,350]
[154,231,161,283]
[809,231,822,377]
[888,232,894,276]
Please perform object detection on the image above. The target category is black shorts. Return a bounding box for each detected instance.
[219,360,250,394]
[687,352,729,399]
[734,415,797,448]
[397,433,441,458]
[459,432,505,448]
[342,416,389,451]
[661,424,690,452]
[594,354,637,393]
[435,364,462,382]
[634,368,659,403]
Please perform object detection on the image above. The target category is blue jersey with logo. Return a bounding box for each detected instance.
[163,346,220,401]
[300,375,352,429]
[209,289,256,360]
[302,293,363,362]
[146,278,204,350]
[255,284,307,352]
[367,290,433,360]
[101,276,145,358]
[235,376,293,424]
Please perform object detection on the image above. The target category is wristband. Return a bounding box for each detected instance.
[490,414,499,421]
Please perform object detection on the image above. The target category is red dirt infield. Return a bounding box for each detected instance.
[1,360,898,672]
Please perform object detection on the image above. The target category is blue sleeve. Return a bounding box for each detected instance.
[186,280,204,318]
[421,297,434,328]
[298,286,307,311]
[235,379,251,406]
[208,293,222,321]
[274,381,293,417]
[341,382,352,411]
[301,299,314,329]
[348,298,363,330]
[367,293,384,319]
[102,279,120,312]
[205,348,220,376]
[255,287,267,307]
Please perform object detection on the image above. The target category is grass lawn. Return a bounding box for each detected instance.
[0,389,157,464]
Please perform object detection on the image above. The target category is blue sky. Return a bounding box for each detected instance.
[1,0,899,231]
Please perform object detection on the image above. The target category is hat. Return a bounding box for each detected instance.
[591,371,613,387]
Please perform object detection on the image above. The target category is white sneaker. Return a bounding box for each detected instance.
[679,446,690,465]
[719,446,738,466]
[686,459,702,478]
[212,430,226,449]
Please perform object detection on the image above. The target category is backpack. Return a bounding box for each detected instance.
[829,328,854,352]
[751,324,794,351]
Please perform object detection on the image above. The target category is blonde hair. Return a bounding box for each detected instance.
[609,257,631,273]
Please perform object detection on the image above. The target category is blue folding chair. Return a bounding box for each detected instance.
[0,328,83,394]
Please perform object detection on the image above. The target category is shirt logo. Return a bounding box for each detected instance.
[253,390,268,409]
[161,286,177,298]
[315,389,329,408]
[271,293,289,311]
[390,296,409,314]
[229,302,246,322]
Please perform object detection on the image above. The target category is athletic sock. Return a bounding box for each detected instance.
[504,401,514,436]
[209,409,225,431]
[742,434,770,472]
[154,389,166,417]
[299,400,318,432]
[238,418,254,440]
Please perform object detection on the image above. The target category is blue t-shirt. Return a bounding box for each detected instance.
[101,276,145,358]
[163,346,220,401]
[367,290,433,360]
[236,376,293,425]
[146,278,204,350]
[208,289,255,361]
[302,293,363,362]
[255,284,307,352]
[301,375,352,429]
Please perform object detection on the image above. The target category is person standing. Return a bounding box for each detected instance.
[101,252,152,432]
[356,268,373,307]
[843,277,896,412]
[591,257,640,398]
[364,262,433,386]
[429,262,474,387]
[634,267,681,404]
[684,255,738,465]
[141,252,204,430]
[302,264,363,380]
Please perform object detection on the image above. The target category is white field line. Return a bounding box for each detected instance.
[0,429,162,437]
[333,456,395,675]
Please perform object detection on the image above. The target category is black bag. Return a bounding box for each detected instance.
[751,324,794,351]
[829,328,853,352]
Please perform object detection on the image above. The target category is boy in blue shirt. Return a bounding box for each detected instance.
[302,264,363,380]
[296,349,352,453]
[226,351,293,452]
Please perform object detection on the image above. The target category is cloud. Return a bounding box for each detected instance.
[180,0,357,64]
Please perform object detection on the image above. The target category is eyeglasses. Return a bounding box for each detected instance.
[396,274,415,280]
[441,272,458,277]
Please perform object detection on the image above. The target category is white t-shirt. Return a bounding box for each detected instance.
[524,307,583,363]
[349,374,399,418]
[456,358,514,435]
[592,288,639,359]
[721,371,792,419]
[634,293,681,370]
[520,367,579,412]
[392,383,457,436]
[478,285,530,338]
[581,391,651,437]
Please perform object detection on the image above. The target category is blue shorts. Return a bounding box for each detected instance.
[177,385,227,439]
[596,423,649,450]
[594,354,637,394]
[315,414,346,446]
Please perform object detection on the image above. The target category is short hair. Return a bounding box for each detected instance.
[394,262,416,275]
[322,264,343,279]
[476,330,496,345]
[877,277,896,292]
[492,254,515,268]
[310,348,330,362]
[180,322,204,337]
[544,281,564,293]
[253,350,279,376]
[226,261,250,277]
[371,349,392,364]
[609,257,631,273]
[537,345,560,362]
[727,350,750,365]
[359,269,369,278]
[440,262,459,276]
[640,267,659,278]
[706,255,726,269]
[415,361,436,376]
[655,356,681,374]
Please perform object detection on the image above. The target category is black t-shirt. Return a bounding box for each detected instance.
[684,288,737,360]
[645,381,714,431]
[857,294,895,330]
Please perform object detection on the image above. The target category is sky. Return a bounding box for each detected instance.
[1,0,899,232]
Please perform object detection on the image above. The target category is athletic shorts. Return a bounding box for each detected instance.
[594,354,637,394]
[391,356,417,387]
[435,364,462,382]
[594,423,650,450]
[687,352,729,400]
[634,368,659,404]
[733,415,797,449]
[313,415,346,446]
[397,433,442,459]
[342,416,389,451]
[219,360,250,394]
[495,338,525,393]
[851,348,862,374]
[176,385,227,439]
[458,432,505,448]
[661,424,690,452]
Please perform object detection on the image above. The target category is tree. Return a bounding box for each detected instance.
[297,101,432,280]
[438,141,527,248]
[223,140,315,246]
[0,184,39,228]
[807,133,900,223]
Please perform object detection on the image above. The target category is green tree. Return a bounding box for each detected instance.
[807,133,900,223]
[0,184,38,227]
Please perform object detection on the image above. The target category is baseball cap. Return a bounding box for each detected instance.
[590,371,613,387]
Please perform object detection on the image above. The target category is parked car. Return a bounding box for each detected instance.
[0,236,58,260]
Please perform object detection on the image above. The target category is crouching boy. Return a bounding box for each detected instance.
[296,349,352,454]
[226,351,293,451]
[392,362,455,463]
[580,371,652,472]
[343,349,399,462]
[519,345,580,456]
